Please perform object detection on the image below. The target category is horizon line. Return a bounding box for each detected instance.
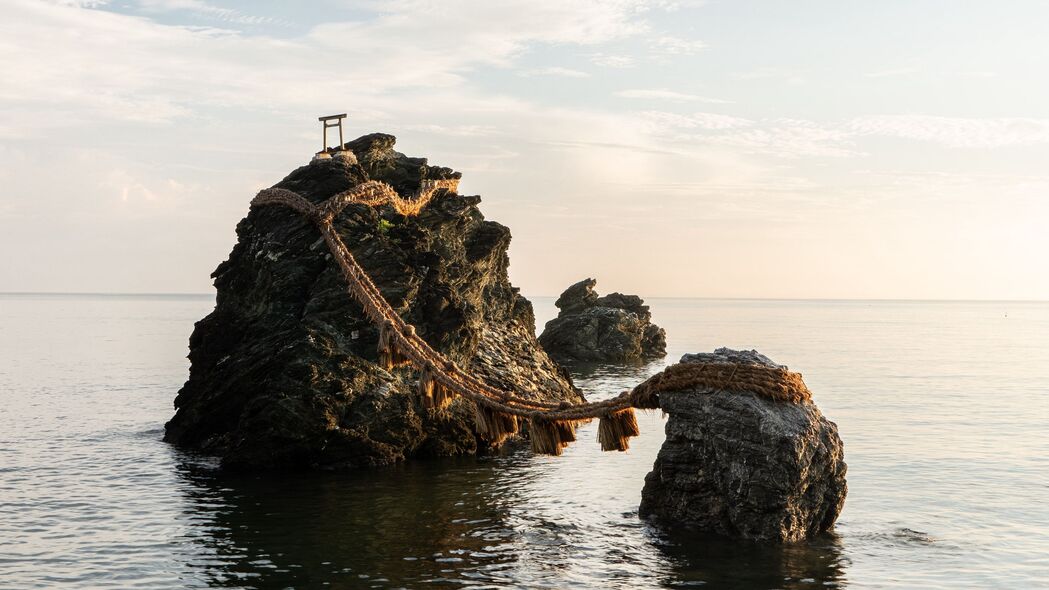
[1,291,1046,304]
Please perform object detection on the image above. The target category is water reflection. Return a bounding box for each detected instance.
[174,454,524,588]
[647,525,849,589]
[558,357,666,386]
[168,354,850,589]
[7,296,1048,588]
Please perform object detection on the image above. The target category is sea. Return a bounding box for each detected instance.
[0,293,1046,589]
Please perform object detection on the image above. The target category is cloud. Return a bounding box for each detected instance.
[0,0,666,128]
[136,0,278,25]
[615,88,729,103]
[4,0,1048,299]
[589,53,636,68]
[712,119,857,158]
[863,66,919,78]
[849,115,1049,148]
[49,0,108,6]
[639,112,856,158]
[640,111,1049,156]
[641,110,752,130]
[519,66,591,78]
[730,67,806,85]
[651,35,705,55]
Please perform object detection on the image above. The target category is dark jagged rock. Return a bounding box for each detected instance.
[164,133,582,470]
[639,348,847,542]
[538,278,666,362]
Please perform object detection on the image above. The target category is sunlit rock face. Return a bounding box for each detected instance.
[164,134,581,470]
[538,278,667,362]
[640,349,847,542]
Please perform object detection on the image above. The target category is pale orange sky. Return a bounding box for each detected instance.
[2,0,1048,299]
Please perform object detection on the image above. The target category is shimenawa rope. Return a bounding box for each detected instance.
[250,175,812,455]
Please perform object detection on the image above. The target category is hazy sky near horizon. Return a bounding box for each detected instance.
[2,0,1048,299]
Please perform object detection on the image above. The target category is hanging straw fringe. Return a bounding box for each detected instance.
[417,366,435,408]
[378,322,411,370]
[473,405,519,446]
[598,408,640,452]
[553,419,578,443]
[432,380,454,412]
[528,418,579,456]
[417,366,455,412]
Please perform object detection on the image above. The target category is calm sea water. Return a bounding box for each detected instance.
[1,294,1047,589]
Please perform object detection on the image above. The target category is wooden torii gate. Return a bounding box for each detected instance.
[315,113,347,160]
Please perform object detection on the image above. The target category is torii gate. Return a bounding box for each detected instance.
[314,113,347,160]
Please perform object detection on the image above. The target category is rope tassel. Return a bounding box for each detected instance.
[528,418,578,456]
[377,322,411,370]
[598,408,640,452]
[473,405,518,446]
[418,367,454,412]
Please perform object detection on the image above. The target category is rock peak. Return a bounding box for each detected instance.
[165,134,580,470]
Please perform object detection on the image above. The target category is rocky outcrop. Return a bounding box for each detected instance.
[639,348,847,542]
[164,133,582,470]
[538,278,666,362]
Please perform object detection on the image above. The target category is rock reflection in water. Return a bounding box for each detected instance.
[648,526,848,589]
[168,356,849,589]
[174,456,523,587]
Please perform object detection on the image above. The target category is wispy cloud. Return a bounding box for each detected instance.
[589,53,636,68]
[730,67,806,85]
[49,0,108,6]
[650,35,705,55]
[642,111,1049,156]
[849,115,1049,148]
[641,110,752,130]
[863,66,920,78]
[615,88,729,103]
[0,0,673,128]
[959,70,996,78]
[4,0,1049,298]
[519,66,590,78]
[137,0,278,25]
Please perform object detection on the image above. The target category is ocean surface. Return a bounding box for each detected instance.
[0,294,1047,589]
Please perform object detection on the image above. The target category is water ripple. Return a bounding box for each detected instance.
[2,296,1048,588]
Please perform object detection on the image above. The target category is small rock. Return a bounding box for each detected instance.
[538,278,666,362]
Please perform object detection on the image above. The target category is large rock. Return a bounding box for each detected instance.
[538,278,666,362]
[164,133,582,470]
[639,348,847,542]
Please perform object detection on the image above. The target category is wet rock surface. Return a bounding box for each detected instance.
[640,348,847,542]
[164,133,582,470]
[538,278,666,362]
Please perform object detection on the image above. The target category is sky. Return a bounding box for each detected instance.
[1,0,1048,299]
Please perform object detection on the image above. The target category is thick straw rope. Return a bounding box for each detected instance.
[250,176,813,453]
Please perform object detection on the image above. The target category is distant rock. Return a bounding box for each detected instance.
[164,133,582,470]
[538,278,666,362]
[639,348,847,542]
